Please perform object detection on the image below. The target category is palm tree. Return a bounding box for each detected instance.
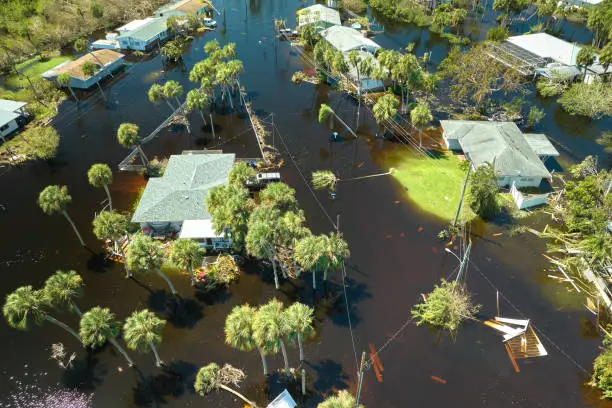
[347,50,363,94]
[259,182,298,212]
[576,46,596,81]
[194,363,256,407]
[148,83,175,112]
[185,89,209,125]
[410,103,433,149]
[81,60,106,101]
[312,170,339,193]
[285,302,314,363]
[246,207,281,289]
[228,161,256,186]
[253,298,290,374]
[318,390,364,408]
[295,235,326,290]
[123,309,166,367]
[3,286,81,343]
[92,211,131,277]
[117,123,148,165]
[87,163,114,211]
[318,104,357,138]
[80,306,135,367]
[162,80,184,110]
[43,270,84,316]
[321,233,350,282]
[38,185,85,246]
[372,93,399,136]
[169,238,205,286]
[126,233,176,295]
[599,42,612,76]
[225,304,269,375]
[57,73,78,101]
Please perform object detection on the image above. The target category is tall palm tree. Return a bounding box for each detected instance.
[38,185,85,246]
[318,390,364,408]
[117,123,148,165]
[372,93,399,135]
[347,50,363,93]
[123,309,166,367]
[162,81,184,110]
[148,83,175,112]
[169,239,205,286]
[92,211,131,277]
[43,270,84,316]
[228,161,256,187]
[80,306,135,367]
[57,73,78,101]
[321,233,350,282]
[194,363,256,407]
[410,103,433,149]
[3,286,81,343]
[295,234,326,290]
[284,302,314,363]
[259,182,298,212]
[576,46,596,81]
[185,89,209,125]
[126,233,176,295]
[225,304,269,375]
[253,298,290,374]
[87,163,114,211]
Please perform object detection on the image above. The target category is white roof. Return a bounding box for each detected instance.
[321,26,381,53]
[179,219,223,239]
[116,17,156,32]
[267,390,297,408]
[0,99,27,112]
[298,4,341,27]
[507,33,581,66]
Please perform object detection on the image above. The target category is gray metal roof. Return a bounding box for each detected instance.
[523,133,560,157]
[0,99,26,126]
[0,110,20,127]
[118,16,169,42]
[441,120,551,179]
[298,5,341,27]
[320,26,381,53]
[131,153,235,223]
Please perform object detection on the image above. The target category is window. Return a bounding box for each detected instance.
[0,124,9,132]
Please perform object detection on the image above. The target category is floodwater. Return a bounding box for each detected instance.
[0,0,611,407]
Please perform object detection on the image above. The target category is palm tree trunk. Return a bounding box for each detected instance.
[165,100,176,112]
[271,256,279,289]
[109,337,135,367]
[226,86,234,110]
[68,86,79,101]
[312,270,316,290]
[302,367,306,395]
[419,127,423,149]
[103,184,113,212]
[70,300,83,317]
[218,384,256,407]
[149,340,164,367]
[62,210,85,246]
[297,332,304,362]
[199,110,207,125]
[116,239,132,278]
[188,264,195,286]
[257,345,268,375]
[279,339,290,373]
[44,315,81,343]
[96,81,107,102]
[210,114,216,138]
[323,267,328,281]
[155,270,177,295]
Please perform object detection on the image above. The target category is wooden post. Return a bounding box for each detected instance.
[453,163,471,227]
[355,351,366,408]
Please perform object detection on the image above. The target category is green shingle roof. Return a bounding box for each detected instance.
[440,120,551,179]
[131,153,235,223]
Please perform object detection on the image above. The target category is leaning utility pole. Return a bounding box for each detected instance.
[355,351,366,408]
[453,164,471,227]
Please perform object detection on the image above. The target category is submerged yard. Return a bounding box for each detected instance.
[1,55,72,90]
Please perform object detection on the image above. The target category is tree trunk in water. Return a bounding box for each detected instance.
[323,267,328,282]
[280,339,290,374]
[117,239,132,277]
[218,384,256,407]
[226,86,234,110]
[199,110,207,125]
[149,341,164,367]
[257,345,268,375]
[62,211,85,246]
[155,270,177,295]
[298,332,304,362]
[271,256,279,289]
[419,127,423,149]
[210,114,216,138]
[188,264,195,286]
[165,100,176,112]
[68,86,79,101]
[312,270,316,290]
[70,300,83,317]
[45,315,82,343]
[103,184,113,212]
[109,337,135,367]
[97,81,107,102]
[302,367,306,395]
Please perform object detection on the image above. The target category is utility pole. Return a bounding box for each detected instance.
[455,240,472,283]
[355,351,366,408]
[453,163,471,227]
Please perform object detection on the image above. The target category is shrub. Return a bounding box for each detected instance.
[340,0,367,14]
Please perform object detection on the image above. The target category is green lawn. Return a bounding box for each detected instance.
[3,55,72,89]
[389,150,475,222]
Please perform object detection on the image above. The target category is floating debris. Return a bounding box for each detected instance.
[0,374,93,407]
[430,375,447,384]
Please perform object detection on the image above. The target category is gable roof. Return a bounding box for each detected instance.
[523,133,559,157]
[320,26,381,53]
[298,5,341,27]
[440,120,551,179]
[42,50,124,80]
[0,99,27,126]
[118,17,169,42]
[131,153,235,223]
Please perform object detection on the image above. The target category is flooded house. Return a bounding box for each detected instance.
[297,4,341,33]
[0,99,28,141]
[131,153,235,250]
[154,0,211,16]
[441,120,559,188]
[41,50,125,89]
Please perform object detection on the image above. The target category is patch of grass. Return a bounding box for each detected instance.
[390,150,475,222]
[3,55,72,89]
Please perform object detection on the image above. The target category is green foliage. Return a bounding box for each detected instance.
[38,185,71,215]
[312,170,339,192]
[253,298,289,353]
[204,255,240,288]
[590,328,612,399]
[228,161,256,186]
[285,302,315,341]
[373,92,399,124]
[318,103,333,125]
[162,80,183,99]
[370,0,430,26]
[468,163,500,219]
[410,103,433,129]
[92,210,128,242]
[486,26,509,42]
[587,0,612,48]
[79,307,120,348]
[225,304,258,352]
[6,125,61,160]
[411,279,480,333]
[194,362,220,395]
[206,184,254,251]
[185,89,208,114]
[558,82,612,119]
[81,60,97,77]
[123,309,165,353]
[339,0,367,13]
[42,270,83,312]
[87,163,112,188]
[161,38,186,62]
[536,74,569,98]
[318,390,364,408]
[3,286,46,330]
[527,106,545,129]
[259,182,298,212]
[117,123,141,148]
[597,131,612,153]
[126,233,164,273]
[169,239,205,273]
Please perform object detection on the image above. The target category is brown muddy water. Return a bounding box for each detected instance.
[0,0,611,406]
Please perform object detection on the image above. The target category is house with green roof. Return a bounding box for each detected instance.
[440,120,559,188]
[132,153,235,249]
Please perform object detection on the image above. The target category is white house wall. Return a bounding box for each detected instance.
[0,119,18,138]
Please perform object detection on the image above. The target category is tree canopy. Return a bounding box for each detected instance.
[38,185,71,215]
[468,163,499,219]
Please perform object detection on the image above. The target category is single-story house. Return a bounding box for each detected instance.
[320,25,381,54]
[441,120,559,188]
[155,0,210,16]
[0,99,28,140]
[41,50,125,89]
[504,33,611,83]
[131,153,235,250]
[116,16,172,51]
[344,50,384,92]
[297,4,341,32]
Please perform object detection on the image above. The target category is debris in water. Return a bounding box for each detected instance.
[400,233,405,237]
[0,374,93,407]
[417,227,424,232]
[385,235,392,239]
[430,375,447,384]
[394,200,400,204]
[492,233,503,236]
[431,247,438,253]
